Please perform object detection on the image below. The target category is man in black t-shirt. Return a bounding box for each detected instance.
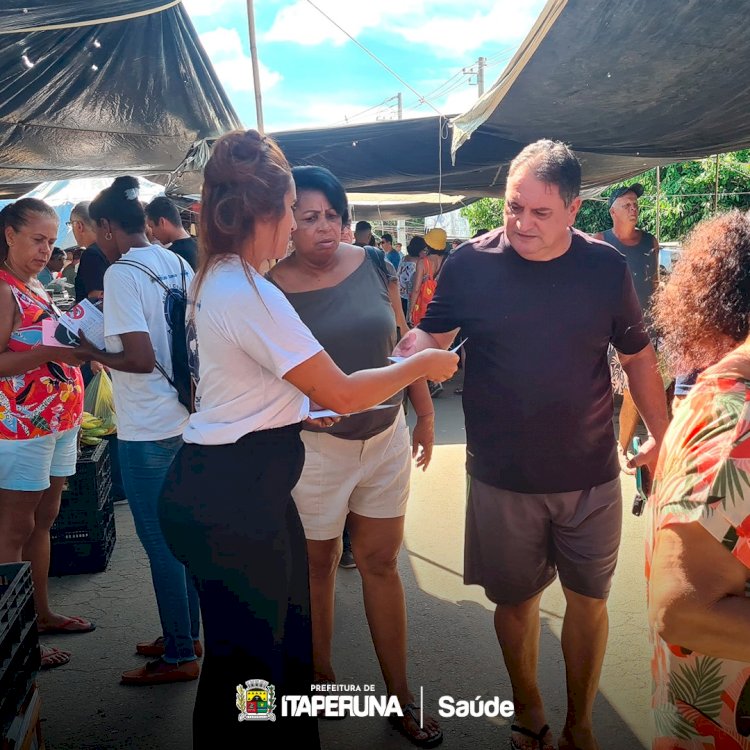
[145,196,198,270]
[71,201,109,303]
[394,140,669,750]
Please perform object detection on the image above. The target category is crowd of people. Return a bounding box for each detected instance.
[0,130,748,750]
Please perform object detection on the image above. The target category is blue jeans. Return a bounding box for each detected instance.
[119,436,200,663]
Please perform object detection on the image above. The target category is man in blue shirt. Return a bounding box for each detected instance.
[382,232,401,269]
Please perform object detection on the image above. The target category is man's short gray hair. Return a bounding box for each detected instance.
[70,200,96,229]
[508,139,581,207]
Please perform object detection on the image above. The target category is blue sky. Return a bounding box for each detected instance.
[182,0,548,133]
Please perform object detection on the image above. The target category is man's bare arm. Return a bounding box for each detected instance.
[618,342,670,472]
[393,327,459,357]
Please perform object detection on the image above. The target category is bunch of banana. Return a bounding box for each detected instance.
[80,411,116,446]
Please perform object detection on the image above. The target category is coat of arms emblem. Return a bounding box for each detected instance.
[236,679,276,722]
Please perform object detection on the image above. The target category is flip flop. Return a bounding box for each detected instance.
[38,615,96,635]
[510,723,555,750]
[40,645,71,669]
[389,703,444,748]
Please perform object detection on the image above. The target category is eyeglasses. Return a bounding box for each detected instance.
[65,221,72,227]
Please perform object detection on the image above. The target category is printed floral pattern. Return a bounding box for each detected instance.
[646,371,750,749]
[0,270,83,439]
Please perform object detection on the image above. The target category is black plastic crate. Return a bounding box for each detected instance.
[49,510,116,576]
[54,439,113,535]
[0,617,40,738]
[53,477,112,533]
[60,440,111,510]
[51,499,113,546]
[0,564,35,653]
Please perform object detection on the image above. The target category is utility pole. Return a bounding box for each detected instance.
[396,91,402,120]
[246,0,264,133]
[477,56,486,97]
[463,56,487,98]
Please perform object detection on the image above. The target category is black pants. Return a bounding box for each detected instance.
[159,425,319,749]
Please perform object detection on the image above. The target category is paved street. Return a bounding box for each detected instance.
[39,380,652,749]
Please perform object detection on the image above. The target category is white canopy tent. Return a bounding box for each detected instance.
[2,178,165,248]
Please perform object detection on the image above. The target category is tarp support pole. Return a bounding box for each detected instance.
[246,0,265,134]
[713,154,720,213]
[655,166,661,243]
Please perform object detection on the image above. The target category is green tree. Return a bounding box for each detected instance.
[461,197,504,235]
[463,151,750,242]
[578,151,750,240]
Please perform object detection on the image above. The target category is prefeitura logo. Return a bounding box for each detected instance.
[236,679,276,722]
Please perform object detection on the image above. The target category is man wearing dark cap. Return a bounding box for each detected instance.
[595,184,661,471]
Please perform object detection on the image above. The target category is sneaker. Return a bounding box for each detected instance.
[339,547,356,569]
[121,657,199,685]
[136,636,203,658]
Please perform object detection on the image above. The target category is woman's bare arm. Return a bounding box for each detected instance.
[649,520,750,661]
[284,348,457,416]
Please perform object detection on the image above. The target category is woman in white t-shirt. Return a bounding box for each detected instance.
[157,130,457,749]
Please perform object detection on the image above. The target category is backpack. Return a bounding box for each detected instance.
[114,255,194,413]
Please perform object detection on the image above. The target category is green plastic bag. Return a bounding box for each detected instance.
[83,370,117,436]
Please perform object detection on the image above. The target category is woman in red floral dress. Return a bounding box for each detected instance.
[647,210,750,749]
[0,198,93,668]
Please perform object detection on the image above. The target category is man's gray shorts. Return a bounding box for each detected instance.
[464,476,622,605]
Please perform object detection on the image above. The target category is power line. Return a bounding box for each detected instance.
[330,95,399,126]
[305,0,519,125]
[304,0,442,116]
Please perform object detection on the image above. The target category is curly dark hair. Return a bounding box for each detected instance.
[653,210,750,375]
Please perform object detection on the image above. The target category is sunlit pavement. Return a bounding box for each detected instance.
[39,376,650,749]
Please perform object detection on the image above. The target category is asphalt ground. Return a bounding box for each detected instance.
[38,376,652,749]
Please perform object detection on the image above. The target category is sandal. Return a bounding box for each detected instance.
[510,723,555,750]
[38,615,95,635]
[40,645,71,669]
[389,703,443,748]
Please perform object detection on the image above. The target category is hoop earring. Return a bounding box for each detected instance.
[105,232,112,241]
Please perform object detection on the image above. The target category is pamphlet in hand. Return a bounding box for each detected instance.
[41,299,105,350]
[388,337,468,363]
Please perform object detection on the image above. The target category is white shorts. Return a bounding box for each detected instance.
[0,427,80,492]
[293,410,411,540]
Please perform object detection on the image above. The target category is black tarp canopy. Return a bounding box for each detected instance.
[271,114,668,198]
[166,117,665,209]
[454,0,750,175]
[0,0,240,199]
[5,0,747,207]
[165,124,480,217]
[453,0,750,165]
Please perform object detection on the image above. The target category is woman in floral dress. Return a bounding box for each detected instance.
[0,198,92,669]
[647,210,750,750]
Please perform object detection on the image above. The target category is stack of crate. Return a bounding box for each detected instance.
[0,563,43,749]
[49,441,116,576]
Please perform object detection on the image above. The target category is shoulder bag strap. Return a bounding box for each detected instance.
[113,257,179,388]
